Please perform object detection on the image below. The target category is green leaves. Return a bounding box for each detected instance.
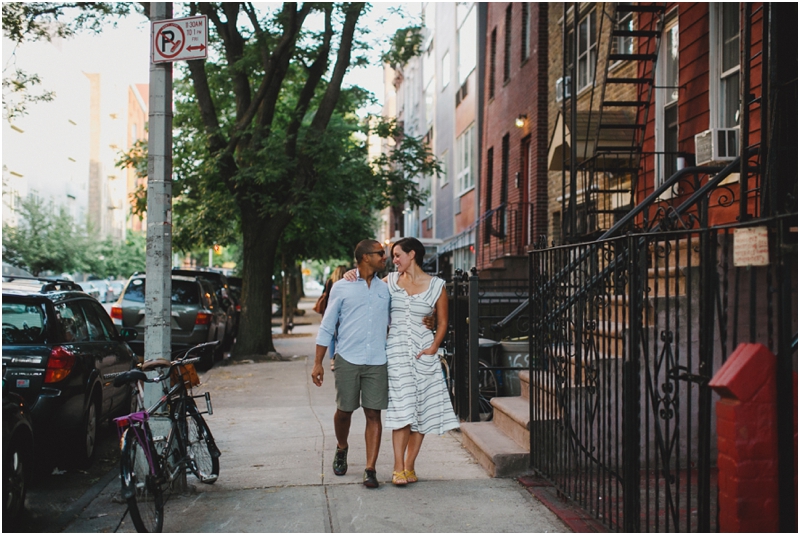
[380,26,423,69]
[1,195,144,277]
[1,2,135,43]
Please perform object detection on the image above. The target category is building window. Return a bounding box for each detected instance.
[423,2,435,50]
[484,147,494,243]
[720,2,740,128]
[577,9,597,91]
[456,124,475,194]
[612,10,634,58]
[442,51,450,90]
[489,28,497,99]
[503,5,512,82]
[656,17,679,185]
[458,5,477,86]
[439,150,448,187]
[424,46,435,127]
[521,3,531,62]
[500,134,510,235]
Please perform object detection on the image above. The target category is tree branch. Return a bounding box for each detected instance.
[310,3,364,133]
[284,4,332,159]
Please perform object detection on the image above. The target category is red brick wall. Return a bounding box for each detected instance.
[709,343,780,532]
[480,2,548,268]
[638,3,764,225]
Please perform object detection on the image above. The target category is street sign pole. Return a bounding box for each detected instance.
[146,1,181,489]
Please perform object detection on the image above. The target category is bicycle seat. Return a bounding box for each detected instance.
[141,359,172,371]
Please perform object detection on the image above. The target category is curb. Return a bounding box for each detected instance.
[518,475,608,533]
[56,466,119,532]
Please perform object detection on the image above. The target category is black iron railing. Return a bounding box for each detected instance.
[527,215,797,532]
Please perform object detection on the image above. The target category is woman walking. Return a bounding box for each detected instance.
[343,238,459,485]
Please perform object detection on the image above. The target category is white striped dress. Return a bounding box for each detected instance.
[384,272,460,434]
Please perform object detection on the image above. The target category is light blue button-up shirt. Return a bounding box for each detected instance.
[315,276,390,366]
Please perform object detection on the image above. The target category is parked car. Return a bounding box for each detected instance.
[227,276,243,313]
[1,276,138,467]
[172,269,238,351]
[107,280,124,302]
[2,387,34,530]
[77,280,103,302]
[111,273,227,369]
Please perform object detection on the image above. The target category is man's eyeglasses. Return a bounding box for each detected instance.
[365,250,386,257]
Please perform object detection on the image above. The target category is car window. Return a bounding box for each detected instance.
[55,301,90,342]
[172,280,200,306]
[2,300,47,344]
[123,278,200,306]
[81,301,112,341]
[123,279,146,302]
[196,280,212,309]
[87,301,118,339]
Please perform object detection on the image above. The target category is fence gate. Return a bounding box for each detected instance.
[527,222,797,532]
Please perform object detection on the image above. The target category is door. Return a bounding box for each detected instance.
[520,137,531,252]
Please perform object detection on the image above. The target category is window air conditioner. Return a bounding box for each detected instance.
[556,76,571,102]
[694,127,739,166]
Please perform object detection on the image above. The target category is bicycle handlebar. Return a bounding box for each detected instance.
[112,341,216,387]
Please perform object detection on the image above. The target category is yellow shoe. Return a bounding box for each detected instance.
[405,469,418,484]
[392,471,408,486]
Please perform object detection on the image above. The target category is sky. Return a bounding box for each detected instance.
[3,3,418,119]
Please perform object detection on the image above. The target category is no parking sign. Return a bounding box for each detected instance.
[151,15,208,63]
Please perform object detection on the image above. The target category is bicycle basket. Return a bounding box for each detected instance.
[171,363,201,389]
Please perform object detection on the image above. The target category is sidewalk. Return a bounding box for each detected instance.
[65,298,570,533]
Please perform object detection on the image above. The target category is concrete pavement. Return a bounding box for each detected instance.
[64,298,570,533]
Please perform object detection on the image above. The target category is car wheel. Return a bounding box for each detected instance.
[3,435,29,527]
[76,397,99,467]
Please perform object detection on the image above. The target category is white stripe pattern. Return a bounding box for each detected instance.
[384,272,460,435]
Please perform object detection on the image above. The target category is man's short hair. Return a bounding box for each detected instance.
[354,239,382,263]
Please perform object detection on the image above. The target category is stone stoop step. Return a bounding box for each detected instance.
[491,395,531,450]
[461,422,529,478]
[519,370,530,399]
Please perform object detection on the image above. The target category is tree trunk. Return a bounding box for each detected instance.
[231,212,282,359]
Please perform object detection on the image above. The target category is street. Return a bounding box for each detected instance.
[21,298,569,533]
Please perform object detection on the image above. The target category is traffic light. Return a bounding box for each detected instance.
[213,244,222,254]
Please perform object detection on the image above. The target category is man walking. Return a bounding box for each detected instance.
[311,239,390,488]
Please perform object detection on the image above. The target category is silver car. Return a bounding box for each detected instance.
[111,274,227,369]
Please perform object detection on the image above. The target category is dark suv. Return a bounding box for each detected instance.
[172,269,238,352]
[1,276,138,466]
[112,273,228,369]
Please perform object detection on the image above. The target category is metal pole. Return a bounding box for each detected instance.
[468,272,480,422]
[145,0,173,382]
[146,2,183,490]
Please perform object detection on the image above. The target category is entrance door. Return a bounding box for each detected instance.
[520,137,531,253]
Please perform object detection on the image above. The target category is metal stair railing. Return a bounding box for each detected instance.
[491,151,754,332]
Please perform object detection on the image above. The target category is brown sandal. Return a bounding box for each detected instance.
[392,471,408,486]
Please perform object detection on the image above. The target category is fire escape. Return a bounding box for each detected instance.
[557,3,666,242]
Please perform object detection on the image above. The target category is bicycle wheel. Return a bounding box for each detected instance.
[183,404,219,484]
[120,427,163,533]
[477,360,498,422]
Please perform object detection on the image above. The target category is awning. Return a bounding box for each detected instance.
[547,110,636,171]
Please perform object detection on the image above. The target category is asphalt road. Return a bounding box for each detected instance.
[11,422,122,533]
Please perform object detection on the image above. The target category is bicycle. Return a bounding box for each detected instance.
[439,335,498,422]
[111,342,221,533]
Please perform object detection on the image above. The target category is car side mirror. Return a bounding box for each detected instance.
[120,327,138,342]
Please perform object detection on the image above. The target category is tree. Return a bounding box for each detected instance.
[4,3,434,360]
[2,195,86,276]
[2,2,135,120]
[146,3,434,359]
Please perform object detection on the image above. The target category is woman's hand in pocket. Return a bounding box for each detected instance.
[416,345,438,359]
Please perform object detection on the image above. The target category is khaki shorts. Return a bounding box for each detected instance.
[333,354,388,412]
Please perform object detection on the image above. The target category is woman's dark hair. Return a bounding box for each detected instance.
[392,237,425,268]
